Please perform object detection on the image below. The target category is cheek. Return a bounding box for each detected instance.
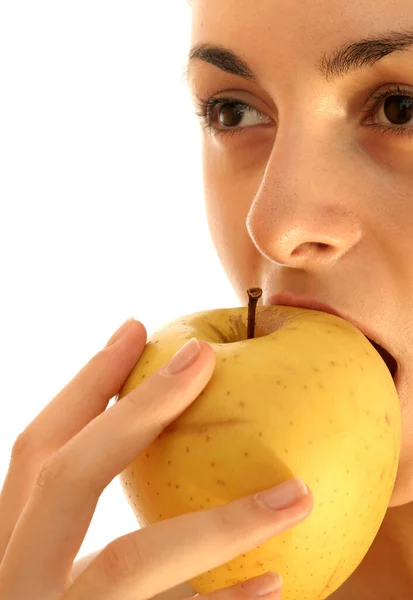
[204,180,247,260]
[203,155,261,288]
[361,136,413,173]
[202,139,268,239]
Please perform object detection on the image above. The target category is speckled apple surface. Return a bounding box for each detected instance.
[117,305,401,600]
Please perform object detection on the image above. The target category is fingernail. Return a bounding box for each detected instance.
[240,572,283,596]
[106,317,136,347]
[255,478,308,511]
[162,338,202,375]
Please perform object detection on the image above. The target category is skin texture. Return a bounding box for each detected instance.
[186,0,413,598]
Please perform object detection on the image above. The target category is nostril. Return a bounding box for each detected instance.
[291,242,331,257]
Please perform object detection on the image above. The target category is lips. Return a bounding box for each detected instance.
[365,338,398,379]
[266,293,398,380]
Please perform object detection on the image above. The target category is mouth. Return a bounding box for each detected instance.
[365,338,398,379]
[266,293,399,381]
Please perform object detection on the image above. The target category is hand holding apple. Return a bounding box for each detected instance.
[117,288,401,600]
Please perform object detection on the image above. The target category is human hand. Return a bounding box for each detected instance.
[0,317,313,599]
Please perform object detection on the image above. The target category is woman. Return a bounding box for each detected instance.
[1,0,412,598]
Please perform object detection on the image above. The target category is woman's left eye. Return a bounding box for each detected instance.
[364,86,413,138]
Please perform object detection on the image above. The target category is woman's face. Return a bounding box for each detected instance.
[186,0,413,507]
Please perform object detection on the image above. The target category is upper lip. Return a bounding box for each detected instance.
[266,292,398,378]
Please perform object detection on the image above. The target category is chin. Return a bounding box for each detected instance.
[388,456,413,507]
[387,366,413,508]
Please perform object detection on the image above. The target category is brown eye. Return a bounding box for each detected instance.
[380,95,413,126]
[213,101,271,130]
[217,103,246,127]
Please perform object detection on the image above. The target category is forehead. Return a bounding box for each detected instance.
[190,0,413,73]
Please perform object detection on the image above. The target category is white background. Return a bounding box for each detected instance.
[0,1,239,561]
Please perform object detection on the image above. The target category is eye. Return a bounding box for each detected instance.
[213,101,270,129]
[195,95,272,137]
[376,95,413,125]
[364,86,413,138]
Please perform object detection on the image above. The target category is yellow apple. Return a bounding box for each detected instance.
[117,289,401,600]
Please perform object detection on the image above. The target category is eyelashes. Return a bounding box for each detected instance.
[194,86,413,140]
[194,96,265,138]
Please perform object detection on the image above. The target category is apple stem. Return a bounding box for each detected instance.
[247,288,263,339]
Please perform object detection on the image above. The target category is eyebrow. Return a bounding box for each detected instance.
[183,28,413,84]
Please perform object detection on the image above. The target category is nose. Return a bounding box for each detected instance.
[246,146,364,270]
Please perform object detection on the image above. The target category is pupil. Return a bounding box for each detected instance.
[219,103,244,127]
[384,96,413,125]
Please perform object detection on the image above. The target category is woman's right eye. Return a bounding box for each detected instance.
[195,96,272,137]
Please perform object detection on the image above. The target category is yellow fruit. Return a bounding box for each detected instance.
[117,299,401,600]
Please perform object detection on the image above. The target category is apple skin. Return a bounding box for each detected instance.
[117,304,401,600]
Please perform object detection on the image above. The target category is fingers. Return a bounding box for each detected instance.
[0,339,216,599]
[72,549,104,583]
[184,572,283,600]
[0,318,146,563]
[64,478,312,600]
